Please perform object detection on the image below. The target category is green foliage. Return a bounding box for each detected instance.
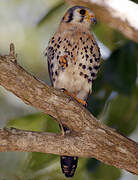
[93,23,126,50]
[88,163,121,180]
[105,88,138,136]
[37,1,66,27]
[103,42,137,94]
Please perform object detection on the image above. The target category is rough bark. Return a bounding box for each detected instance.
[0,44,138,175]
[65,0,138,43]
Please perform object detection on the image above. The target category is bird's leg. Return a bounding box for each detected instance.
[61,88,87,106]
[52,103,65,136]
[59,123,65,136]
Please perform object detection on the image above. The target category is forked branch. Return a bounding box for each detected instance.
[0,44,138,174]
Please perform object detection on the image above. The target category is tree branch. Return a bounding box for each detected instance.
[65,0,138,43]
[0,44,138,174]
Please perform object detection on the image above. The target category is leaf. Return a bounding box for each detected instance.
[93,23,126,50]
[86,158,101,172]
[37,1,65,27]
[105,86,138,136]
[103,41,137,94]
[88,163,121,180]
[7,113,59,133]
[25,152,58,172]
[87,95,106,117]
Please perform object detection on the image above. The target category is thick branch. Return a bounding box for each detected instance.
[0,128,138,175]
[65,0,138,43]
[0,44,138,174]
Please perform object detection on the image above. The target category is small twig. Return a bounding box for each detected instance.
[9,43,17,63]
[10,43,15,57]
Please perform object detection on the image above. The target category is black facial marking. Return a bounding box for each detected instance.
[80,16,84,22]
[67,12,73,23]
[80,72,83,76]
[88,66,92,71]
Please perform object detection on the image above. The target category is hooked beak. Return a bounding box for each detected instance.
[86,14,97,24]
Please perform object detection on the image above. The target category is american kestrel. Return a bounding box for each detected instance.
[45,6,101,177]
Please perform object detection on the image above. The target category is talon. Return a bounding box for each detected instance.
[74,97,87,106]
[61,89,87,106]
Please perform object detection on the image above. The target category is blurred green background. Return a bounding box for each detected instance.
[0,0,138,180]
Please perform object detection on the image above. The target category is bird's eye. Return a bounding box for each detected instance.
[79,9,86,15]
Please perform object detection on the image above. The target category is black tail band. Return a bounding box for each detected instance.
[60,156,78,177]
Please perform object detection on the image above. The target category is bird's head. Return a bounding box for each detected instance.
[62,6,96,27]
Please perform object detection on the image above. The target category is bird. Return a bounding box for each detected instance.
[45,5,101,177]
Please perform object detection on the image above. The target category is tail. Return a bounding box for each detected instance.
[59,126,78,177]
[60,156,78,177]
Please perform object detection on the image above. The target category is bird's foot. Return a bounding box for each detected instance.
[60,88,87,106]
